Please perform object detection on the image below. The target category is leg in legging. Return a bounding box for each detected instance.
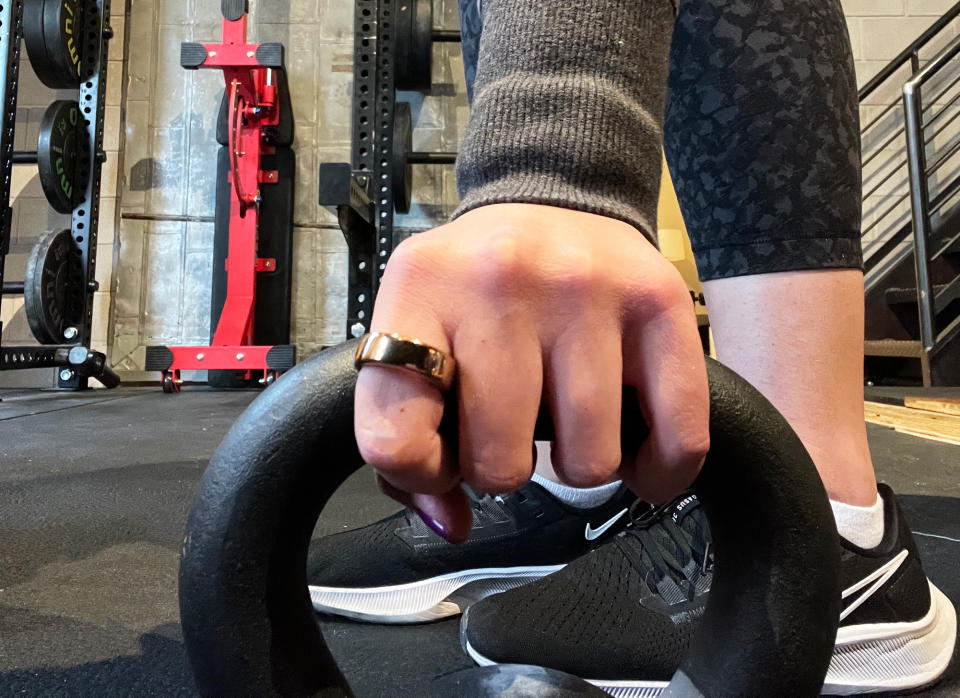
[664,0,877,508]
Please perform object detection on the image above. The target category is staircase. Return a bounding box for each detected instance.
[861,4,960,386]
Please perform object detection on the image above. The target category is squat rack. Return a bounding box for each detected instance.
[0,0,115,389]
[320,0,461,340]
[318,0,398,341]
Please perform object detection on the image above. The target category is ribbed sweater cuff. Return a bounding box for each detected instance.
[453,0,676,244]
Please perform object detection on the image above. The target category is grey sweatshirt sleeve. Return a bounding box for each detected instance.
[453,0,676,244]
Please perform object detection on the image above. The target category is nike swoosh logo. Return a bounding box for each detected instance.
[585,508,628,541]
[840,548,909,622]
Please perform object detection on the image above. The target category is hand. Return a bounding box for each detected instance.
[354,203,709,542]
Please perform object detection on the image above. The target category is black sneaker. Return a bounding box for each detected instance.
[461,484,956,696]
[307,480,638,623]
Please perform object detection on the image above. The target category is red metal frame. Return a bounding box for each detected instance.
[159,11,286,385]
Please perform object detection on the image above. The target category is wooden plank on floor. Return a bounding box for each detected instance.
[903,397,960,417]
[865,400,960,446]
[895,427,960,446]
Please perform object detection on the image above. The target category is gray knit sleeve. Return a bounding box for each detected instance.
[453,0,676,244]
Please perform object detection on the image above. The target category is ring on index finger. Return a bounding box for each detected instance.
[355,332,456,392]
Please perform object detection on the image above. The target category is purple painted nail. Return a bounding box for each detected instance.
[415,508,450,540]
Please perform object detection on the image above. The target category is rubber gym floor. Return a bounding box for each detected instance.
[0,385,958,697]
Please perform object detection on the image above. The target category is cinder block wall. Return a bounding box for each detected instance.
[0,11,125,388]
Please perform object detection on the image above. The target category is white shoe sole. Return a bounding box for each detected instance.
[822,581,957,695]
[463,581,957,696]
[309,565,564,624]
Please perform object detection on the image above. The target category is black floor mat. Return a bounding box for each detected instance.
[0,389,957,696]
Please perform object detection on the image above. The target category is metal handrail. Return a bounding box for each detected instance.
[859,1,960,102]
[902,32,960,351]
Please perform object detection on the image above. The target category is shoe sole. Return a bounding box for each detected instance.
[309,565,564,624]
[822,581,957,695]
[461,581,957,696]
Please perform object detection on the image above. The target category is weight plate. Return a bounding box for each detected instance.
[38,100,82,214]
[43,0,83,84]
[24,229,85,345]
[411,0,434,90]
[393,101,413,214]
[394,0,412,89]
[23,0,83,89]
[22,0,47,80]
[395,0,433,92]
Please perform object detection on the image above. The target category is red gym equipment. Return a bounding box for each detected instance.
[146,0,295,392]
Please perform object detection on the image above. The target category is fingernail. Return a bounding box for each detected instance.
[415,507,450,540]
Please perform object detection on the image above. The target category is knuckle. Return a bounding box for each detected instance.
[564,379,612,415]
[463,446,531,494]
[665,430,711,469]
[556,256,602,298]
[382,234,440,287]
[356,426,438,474]
[556,454,621,488]
[473,229,533,289]
[630,259,692,314]
[467,467,529,494]
[382,242,424,282]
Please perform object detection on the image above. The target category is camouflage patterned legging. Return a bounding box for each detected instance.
[457,0,863,282]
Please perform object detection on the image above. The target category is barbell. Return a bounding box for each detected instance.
[392,101,457,213]
[178,340,842,696]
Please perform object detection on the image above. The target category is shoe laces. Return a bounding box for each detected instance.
[617,494,712,601]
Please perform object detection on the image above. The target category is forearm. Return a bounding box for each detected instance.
[454,0,676,243]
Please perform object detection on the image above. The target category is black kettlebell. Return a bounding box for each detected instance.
[179,340,841,697]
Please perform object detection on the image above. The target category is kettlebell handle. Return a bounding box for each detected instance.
[179,340,840,697]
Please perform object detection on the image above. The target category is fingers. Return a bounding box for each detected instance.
[355,366,459,495]
[455,320,543,494]
[354,241,459,497]
[544,320,623,487]
[377,476,473,544]
[621,284,710,504]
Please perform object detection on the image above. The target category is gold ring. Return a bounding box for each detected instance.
[355,332,456,391]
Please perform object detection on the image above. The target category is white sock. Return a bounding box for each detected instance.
[531,473,621,508]
[531,442,621,508]
[831,493,884,549]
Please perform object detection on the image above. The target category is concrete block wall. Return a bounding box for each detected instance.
[0,11,125,388]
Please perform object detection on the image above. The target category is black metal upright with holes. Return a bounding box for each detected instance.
[0,0,25,286]
[59,0,111,389]
[350,0,380,339]
[0,0,112,388]
[321,0,460,340]
[374,0,398,286]
[352,0,400,339]
[318,0,397,340]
